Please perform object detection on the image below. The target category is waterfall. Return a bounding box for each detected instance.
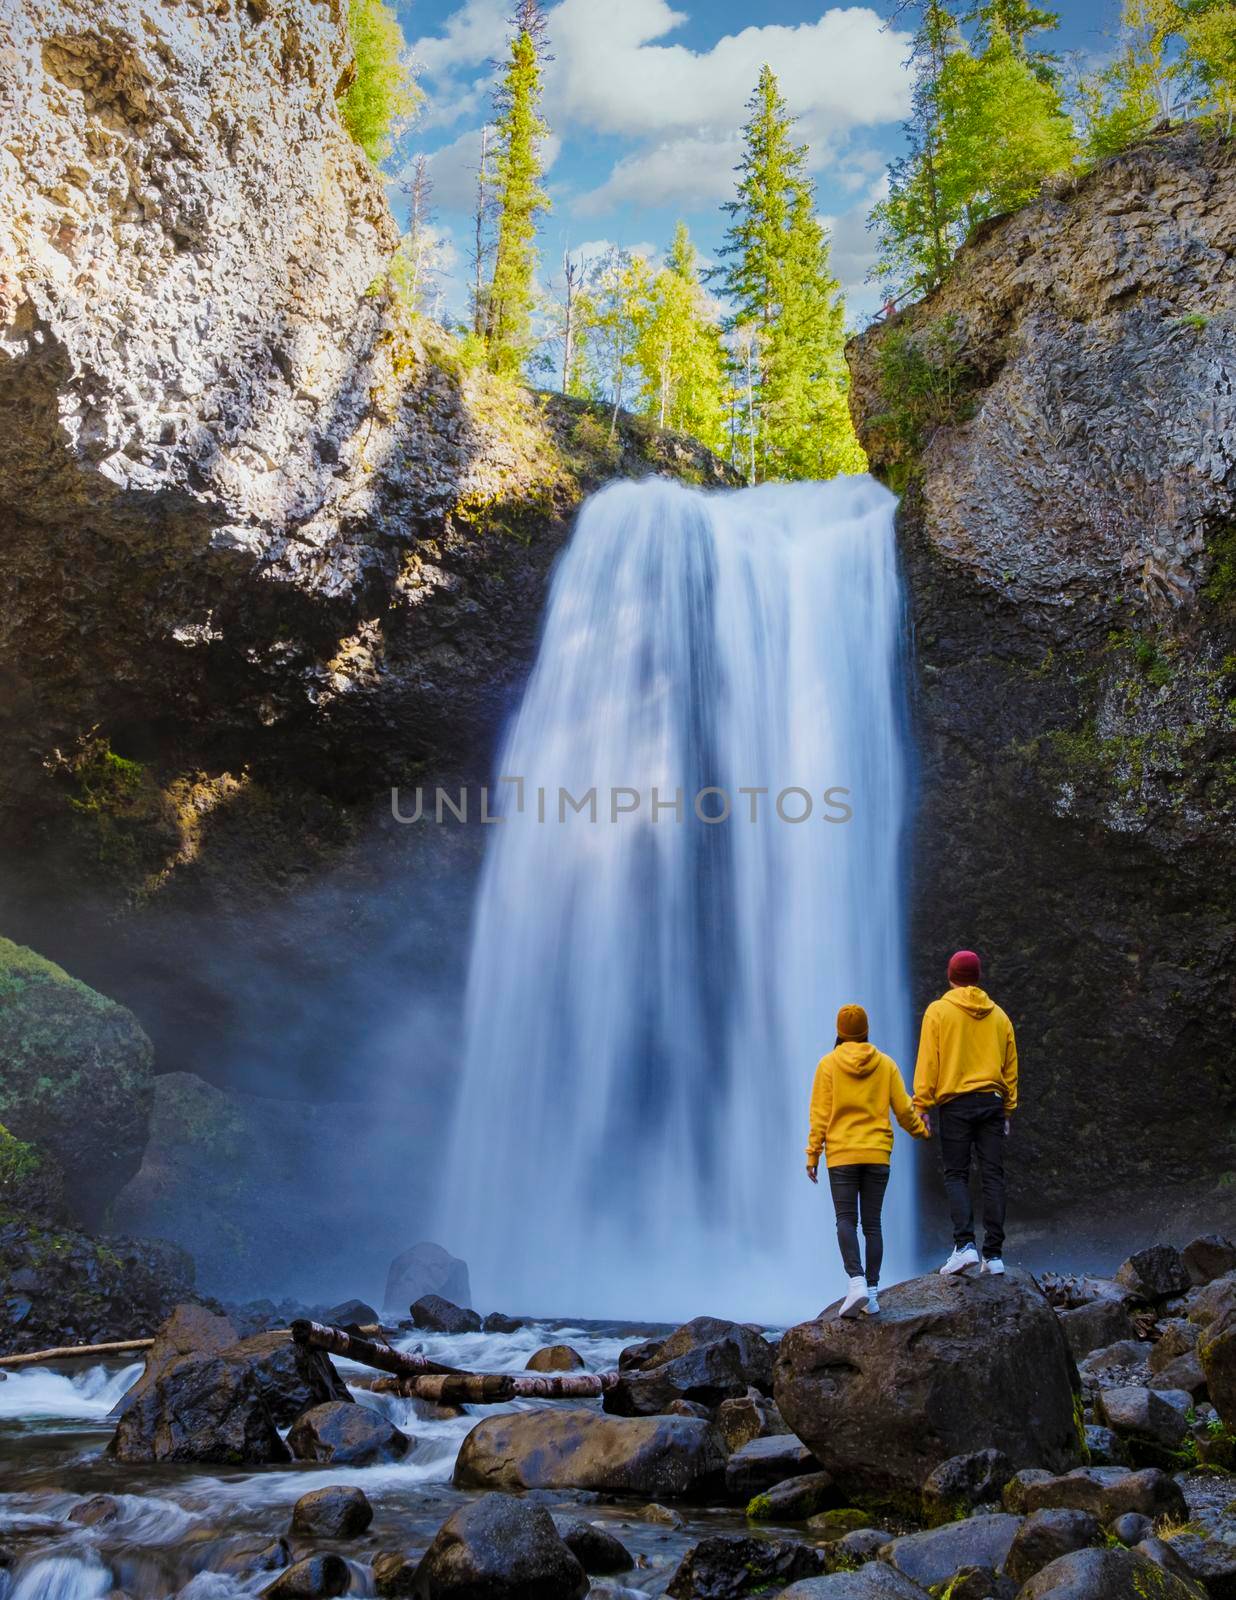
[441,475,914,1324]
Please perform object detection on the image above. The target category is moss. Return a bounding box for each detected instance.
[867,313,979,489]
[0,1123,43,1185]
[1204,523,1236,609]
[745,1493,773,1520]
[0,936,112,1013]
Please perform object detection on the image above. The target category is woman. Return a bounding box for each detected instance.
[805,1003,929,1318]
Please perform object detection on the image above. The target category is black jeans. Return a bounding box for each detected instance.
[938,1090,1007,1258]
[827,1164,890,1285]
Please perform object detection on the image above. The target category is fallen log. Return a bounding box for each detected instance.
[0,1338,154,1369]
[395,1370,620,1404]
[292,1319,465,1379]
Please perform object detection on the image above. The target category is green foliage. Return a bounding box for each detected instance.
[1204,524,1236,606]
[486,11,551,379]
[869,313,976,480]
[632,224,730,456]
[339,0,420,165]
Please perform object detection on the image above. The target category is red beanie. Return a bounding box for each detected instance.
[948,949,983,984]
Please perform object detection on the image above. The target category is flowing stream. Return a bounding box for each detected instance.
[443,475,915,1323]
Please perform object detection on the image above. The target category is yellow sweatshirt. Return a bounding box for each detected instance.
[806,1042,928,1168]
[913,987,1019,1113]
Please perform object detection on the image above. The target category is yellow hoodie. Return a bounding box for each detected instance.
[806,1042,928,1168]
[913,987,1018,1113]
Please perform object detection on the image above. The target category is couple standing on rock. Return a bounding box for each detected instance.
[805,949,1019,1319]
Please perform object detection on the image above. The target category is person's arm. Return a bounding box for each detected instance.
[890,1062,930,1139]
[806,1058,832,1182]
[912,1006,938,1129]
[1002,1015,1019,1130]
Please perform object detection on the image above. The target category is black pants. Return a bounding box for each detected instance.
[827,1164,890,1285]
[938,1091,1007,1258]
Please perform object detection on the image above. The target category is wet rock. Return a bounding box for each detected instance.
[373,1551,420,1598]
[1081,1426,1127,1467]
[1161,1532,1236,1596]
[455,1407,726,1500]
[482,1312,526,1334]
[225,1330,353,1427]
[605,1316,774,1417]
[668,1398,713,1419]
[715,1393,789,1452]
[1057,1300,1136,1360]
[725,1434,820,1499]
[321,1299,379,1328]
[290,1486,373,1539]
[114,1303,238,1418]
[775,1271,1080,1503]
[618,1337,663,1371]
[261,1554,350,1598]
[554,1519,634,1574]
[526,1344,585,1373]
[640,1503,686,1528]
[1183,1236,1236,1288]
[68,1495,122,1528]
[384,1244,472,1318]
[216,1539,291,1578]
[1116,1247,1192,1303]
[922,1449,1012,1524]
[781,1569,929,1598]
[809,1509,875,1539]
[111,1349,289,1464]
[1004,1509,1102,1584]
[1109,1512,1154,1544]
[409,1295,482,1334]
[1016,1546,1202,1598]
[748,1472,838,1521]
[288,1401,411,1466]
[0,1126,68,1222]
[1020,1466,1187,1522]
[410,1493,587,1600]
[666,1534,828,1598]
[879,1515,1023,1589]
[835,1528,895,1563]
[1094,1385,1192,1461]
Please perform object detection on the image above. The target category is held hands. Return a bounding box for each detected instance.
[806,1163,819,1184]
[921,1111,932,1137]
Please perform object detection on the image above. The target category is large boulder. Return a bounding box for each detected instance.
[223,1330,352,1427]
[288,1402,411,1466]
[290,1487,373,1539]
[1019,1466,1187,1523]
[1057,1299,1136,1360]
[527,1344,586,1373]
[1116,1246,1191,1302]
[605,1316,774,1416]
[111,1349,290,1464]
[1004,1509,1102,1585]
[879,1515,1023,1590]
[921,1449,1012,1524]
[1199,1311,1236,1427]
[384,1243,472,1317]
[774,1271,1082,1504]
[409,1493,587,1600]
[410,1294,481,1334]
[1016,1546,1204,1598]
[454,1407,726,1500]
[0,1124,67,1221]
[553,1520,633,1576]
[750,1472,838,1521]
[1183,1236,1236,1287]
[261,1555,350,1599]
[0,938,154,1226]
[1093,1385,1191,1462]
[666,1535,828,1599]
[724,1434,821,1500]
[112,1303,238,1416]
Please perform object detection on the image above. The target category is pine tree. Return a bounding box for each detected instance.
[967,0,1061,76]
[713,67,863,481]
[485,1,551,378]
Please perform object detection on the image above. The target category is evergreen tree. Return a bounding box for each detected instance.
[1180,1,1236,131]
[967,0,1061,76]
[486,1,551,378]
[714,67,863,481]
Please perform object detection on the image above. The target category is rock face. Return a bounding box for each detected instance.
[774,1271,1082,1504]
[454,1407,727,1500]
[847,126,1236,1208]
[0,937,153,1225]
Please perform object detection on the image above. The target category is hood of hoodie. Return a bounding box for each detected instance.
[834,1040,881,1077]
[944,985,995,1018]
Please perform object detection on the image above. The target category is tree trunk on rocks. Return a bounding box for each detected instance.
[291,1319,463,1377]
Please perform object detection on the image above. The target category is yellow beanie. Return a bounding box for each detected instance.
[836,1004,869,1041]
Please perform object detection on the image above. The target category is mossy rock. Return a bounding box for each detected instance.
[0,936,154,1226]
[0,1123,68,1221]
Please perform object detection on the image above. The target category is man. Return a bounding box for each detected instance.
[914,949,1018,1277]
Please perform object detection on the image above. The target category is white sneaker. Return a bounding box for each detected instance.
[864,1289,880,1316]
[940,1244,982,1276]
[838,1277,869,1318]
[982,1257,1006,1275]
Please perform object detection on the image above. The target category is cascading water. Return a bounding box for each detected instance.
[441,475,914,1324]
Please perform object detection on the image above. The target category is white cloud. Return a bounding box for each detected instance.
[574,133,744,216]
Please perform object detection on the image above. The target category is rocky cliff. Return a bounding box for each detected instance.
[849,126,1236,1209]
[0,0,726,1119]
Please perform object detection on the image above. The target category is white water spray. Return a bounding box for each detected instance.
[442,476,914,1324]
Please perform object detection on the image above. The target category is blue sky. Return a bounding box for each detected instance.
[390,0,1118,327]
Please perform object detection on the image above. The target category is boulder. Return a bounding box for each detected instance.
[1003,1471,1054,1514]
[526,1344,586,1373]
[774,1271,1081,1503]
[748,1472,838,1521]
[1116,1247,1191,1302]
[1135,1536,1204,1587]
[384,1243,471,1318]
[1004,1510,1102,1584]
[409,1295,482,1334]
[409,1493,587,1600]
[111,1349,289,1464]
[1057,1300,1136,1360]
[666,1535,828,1599]
[715,1393,789,1452]
[482,1311,527,1333]
[68,1496,122,1529]
[781,1571,929,1599]
[605,1316,774,1417]
[373,1551,420,1598]
[1081,1426,1127,1467]
[1076,1341,1153,1390]
[640,1502,686,1527]
[216,1539,292,1579]
[290,1487,373,1539]
[936,1571,1004,1600]
[1094,1386,1191,1461]
[1183,1236,1236,1287]
[879,1515,1023,1589]
[224,1330,352,1427]
[1150,1352,1207,1399]
[288,1401,411,1466]
[669,1398,714,1419]
[1015,1546,1203,1598]
[835,1528,895,1564]
[809,1509,877,1539]
[1161,1533,1236,1597]
[1019,1466,1187,1523]
[260,1555,350,1599]
[321,1299,379,1328]
[554,1520,633,1575]
[1187,1273,1236,1329]
[0,938,154,1227]
[921,1450,1012,1524]
[1198,1313,1236,1428]
[1151,1321,1201,1371]
[454,1406,726,1500]
[113,1303,238,1417]
[0,1124,68,1221]
[725,1434,820,1499]
[1109,1512,1154,1544]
